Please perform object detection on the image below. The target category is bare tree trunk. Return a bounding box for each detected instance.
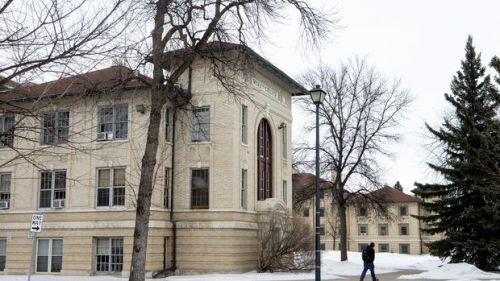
[338,202,348,261]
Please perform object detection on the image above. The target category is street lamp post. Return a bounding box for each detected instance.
[309,85,326,281]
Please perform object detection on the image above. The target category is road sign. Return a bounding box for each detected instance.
[30,214,43,233]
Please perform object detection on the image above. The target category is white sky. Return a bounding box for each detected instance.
[254,0,500,193]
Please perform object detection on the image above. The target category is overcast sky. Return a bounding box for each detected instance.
[255,0,500,193]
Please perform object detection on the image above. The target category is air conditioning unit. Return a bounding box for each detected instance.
[0,200,9,209]
[97,132,113,141]
[53,199,65,209]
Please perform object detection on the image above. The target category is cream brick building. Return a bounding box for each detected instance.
[0,44,305,277]
[292,173,441,255]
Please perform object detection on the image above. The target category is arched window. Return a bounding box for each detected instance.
[257,119,272,200]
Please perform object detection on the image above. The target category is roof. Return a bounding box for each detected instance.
[0,65,152,103]
[351,186,420,203]
[163,41,308,95]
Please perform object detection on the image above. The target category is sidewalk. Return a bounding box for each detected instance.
[332,270,442,281]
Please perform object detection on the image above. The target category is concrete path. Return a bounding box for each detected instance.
[330,269,442,281]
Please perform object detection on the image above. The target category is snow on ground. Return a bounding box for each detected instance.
[1,251,499,281]
[399,263,500,280]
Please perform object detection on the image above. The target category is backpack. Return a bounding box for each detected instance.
[362,246,369,262]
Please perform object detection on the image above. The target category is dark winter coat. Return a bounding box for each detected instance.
[365,246,375,263]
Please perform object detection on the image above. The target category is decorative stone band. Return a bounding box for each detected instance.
[0,220,258,230]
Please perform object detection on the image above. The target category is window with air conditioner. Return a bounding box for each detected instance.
[39,171,66,209]
[358,224,368,236]
[41,111,69,145]
[97,167,126,207]
[97,104,128,141]
[0,173,11,209]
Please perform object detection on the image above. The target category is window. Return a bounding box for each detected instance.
[0,173,11,209]
[39,171,66,209]
[282,180,287,204]
[95,238,123,273]
[379,244,389,253]
[241,169,247,209]
[41,111,69,145]
[358,224,368,236]
[377,205,387,216]
[399,224,409,235]
[378,224,388,236]
[191,106,210,142]
[358,206,367,217]
[358,243,368,252]
[165,107,173,142]
[0,115,15,147]
[98,104,128,139]
[281,125,287,159]
[97,168,126,207]
[320,224,325,236]
[303,208,310,217]
[400,205,408,216]
[319,207,325,217]
[320,243,326,250]
[257,119,272,200]
[399,243,410,254]
[163,168,171,209]
[36,239,62,273]
[0,239,5,271]
[241,105,248,144]
[191,169,209,208]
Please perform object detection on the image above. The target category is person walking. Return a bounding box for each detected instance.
[360,242,377,281]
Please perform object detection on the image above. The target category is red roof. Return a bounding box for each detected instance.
[351,186,420,203]
[0,65,152,103]
[292,173,333,194]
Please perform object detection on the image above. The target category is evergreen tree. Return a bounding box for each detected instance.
[413,36,500,271]
[394,181,403,192]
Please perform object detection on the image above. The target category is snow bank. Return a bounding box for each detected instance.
[399,263,500,280]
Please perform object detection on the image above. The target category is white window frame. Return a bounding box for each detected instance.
[399,223,409,235]
[96,167,126,207]
[241,105,248,145]
[191,106,210,142]
[0,239,6,271]
[281,125,287,159]
[358,224,368,236]
[0,173,11,209]
[282,180,287,204]
[41,111,70,145]
[94,237,123,273]
[241,169,247,209]
[0,115,15,147]
[39,170,66,209]
[97,104,128,140]
[36,238,63,273]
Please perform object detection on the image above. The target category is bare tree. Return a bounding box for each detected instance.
[257,209,314,272]
[325,201,340,250]
[295,58,411,261]
[128,2,332,280]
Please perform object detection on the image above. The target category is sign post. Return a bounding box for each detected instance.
[27,214,43,281]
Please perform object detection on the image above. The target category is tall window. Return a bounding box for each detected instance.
[400,205,408,216]
[379,244,389,253]
[0,239,5,271]
[165,107,173,142]
[0,115,15,147]
[241,105,248,144]
[257,119,272,200]
[95,237,123,273]
[42,111,69,145]
[36,238,62,273]
[303,208,309,217]
[379,224,388,236]
[358,206,367,217]
[0,173,11,209]
[97,168,126,207]
[241,169,247,209]
[358,224,368,236]
[39,171,66,208]
[98,104,128,140]
[399,223,409,235]
[281,125,287,159]
[282,180,287,204]
[191,106,210,142]
[163,168,171,208]
[191,169,209,208]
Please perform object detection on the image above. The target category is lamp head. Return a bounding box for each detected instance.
[309,85,326,105]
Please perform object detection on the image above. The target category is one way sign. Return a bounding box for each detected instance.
[30,214,43,233]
